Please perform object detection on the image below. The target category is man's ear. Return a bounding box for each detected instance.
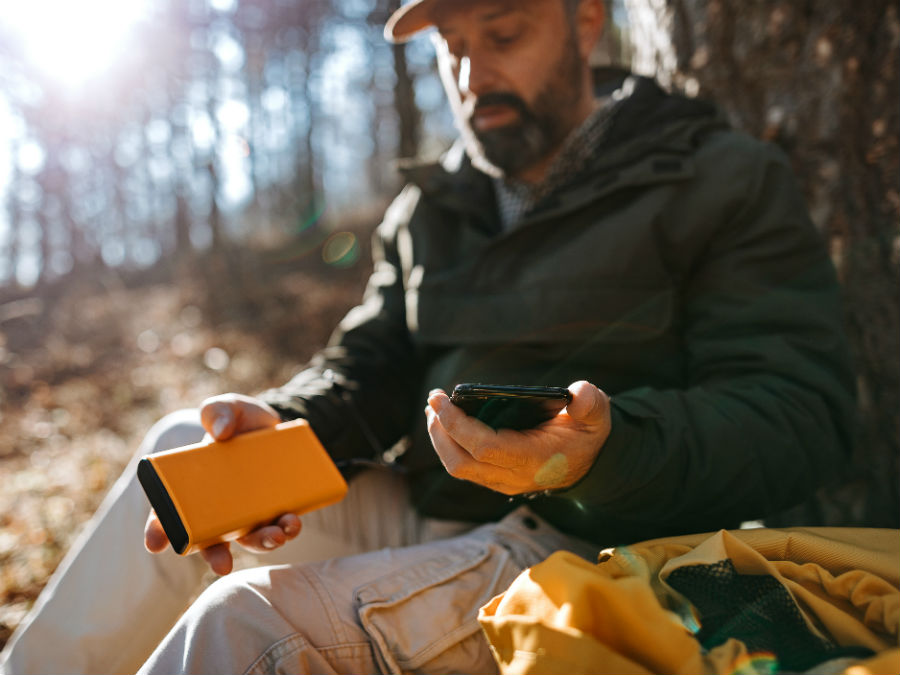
[575,0,605,60]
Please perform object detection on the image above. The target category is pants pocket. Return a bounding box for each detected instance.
[355,537,520,674]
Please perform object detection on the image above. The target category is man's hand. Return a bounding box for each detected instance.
[425,380,611,495]
[143,393,301,575]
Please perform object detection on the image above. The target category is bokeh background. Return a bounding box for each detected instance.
[0,0,897,649]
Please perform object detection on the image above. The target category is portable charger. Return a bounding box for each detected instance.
[137,418,348,555]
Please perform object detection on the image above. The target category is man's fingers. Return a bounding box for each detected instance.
[235,513,301,552]
[236,524,288,553]
[146,509,235,576]
[565,380,609,426]
[427,391,503,459]
[426,406,522,493]
[199,394,281,440]
[426,404,476,474]
[428,391,535,468]
[200,400,237,440]
[425,383,611,495]
[144,511,169,553]
[276,513,302,539]
[200,542,234,576]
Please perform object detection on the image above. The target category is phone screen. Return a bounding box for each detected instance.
[449,383,571,430]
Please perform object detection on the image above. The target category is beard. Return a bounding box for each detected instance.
[462,38,584,179]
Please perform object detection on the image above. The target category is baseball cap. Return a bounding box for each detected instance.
[384,0,440,43]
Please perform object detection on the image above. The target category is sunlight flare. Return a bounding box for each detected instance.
[1,0,151,86]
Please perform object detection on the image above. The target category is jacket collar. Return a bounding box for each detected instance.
[398,74,727,226]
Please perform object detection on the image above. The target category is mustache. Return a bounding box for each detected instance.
[471,92,530,119]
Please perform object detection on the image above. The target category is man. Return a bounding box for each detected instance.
[0,0,856,673]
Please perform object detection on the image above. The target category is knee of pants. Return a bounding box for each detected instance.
[155,566,379,675]
[137,409,204,460]
[191,567,269,616]
[175,566,318,650]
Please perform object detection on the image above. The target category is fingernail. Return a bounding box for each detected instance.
[262,537,277,549]
[212,415,229,439]
[427,394,445,412]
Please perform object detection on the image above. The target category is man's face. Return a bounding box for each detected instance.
[432,0,589,180]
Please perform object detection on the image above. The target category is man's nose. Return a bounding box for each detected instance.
[457,54,497,97]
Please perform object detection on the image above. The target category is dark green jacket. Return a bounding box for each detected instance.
[261,77,856,546]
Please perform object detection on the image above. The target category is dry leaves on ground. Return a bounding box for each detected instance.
[0,253,368,650]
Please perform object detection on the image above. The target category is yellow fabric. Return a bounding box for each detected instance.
[843,648,900,674]
[477,527,900,675]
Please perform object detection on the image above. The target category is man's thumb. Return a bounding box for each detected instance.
[201,402,236,440]
[566,381,609,426]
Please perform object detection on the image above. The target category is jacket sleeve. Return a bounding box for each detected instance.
[257,187,423,462]
[562,144,858,532]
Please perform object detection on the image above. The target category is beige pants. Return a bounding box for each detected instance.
[137,507,600,675]
[0,410,474,675]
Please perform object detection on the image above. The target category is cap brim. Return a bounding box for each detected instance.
[384,0,436,44]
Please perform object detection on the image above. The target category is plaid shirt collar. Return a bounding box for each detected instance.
[493,95,620,230]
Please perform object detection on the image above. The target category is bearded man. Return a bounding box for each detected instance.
[0,0,855,673]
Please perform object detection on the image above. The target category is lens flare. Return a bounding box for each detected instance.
[322,232,359,268]
[725,651,778,675]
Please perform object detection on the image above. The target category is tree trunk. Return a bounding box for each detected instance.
[378,0,422,159]
[392,40,422,159]
[623,0,900,526]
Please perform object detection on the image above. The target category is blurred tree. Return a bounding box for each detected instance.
[165,1,196,260]
[370,0,422,161]
[625,0,900,527]
[3,138,23,283]
[285,0,331,232]
[389,4,422,159]
[0,0,451,290]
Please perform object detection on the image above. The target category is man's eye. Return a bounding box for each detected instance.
[490,30,521,46]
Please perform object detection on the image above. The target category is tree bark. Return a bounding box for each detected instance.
[392,40,422,159]
[376,0,422,160]
[623,0,900,526]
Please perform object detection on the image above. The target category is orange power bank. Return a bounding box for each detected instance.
[137,419,348,555]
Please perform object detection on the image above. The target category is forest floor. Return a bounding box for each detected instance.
[0,241,372,650]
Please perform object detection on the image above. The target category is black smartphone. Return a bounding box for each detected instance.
[449,383,572,430]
